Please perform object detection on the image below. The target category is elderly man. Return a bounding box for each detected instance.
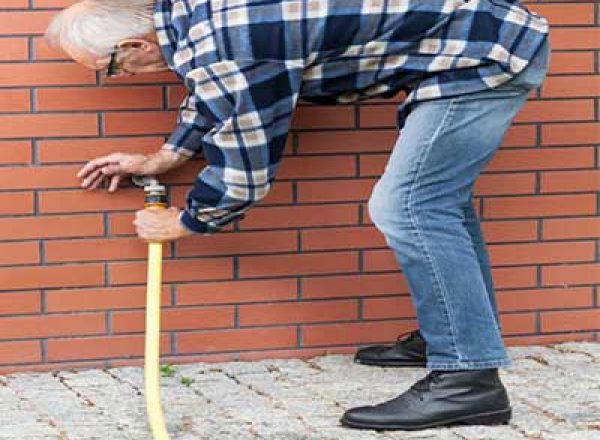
[46,0,549,431]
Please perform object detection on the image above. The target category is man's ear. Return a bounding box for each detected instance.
[117,38,159,53]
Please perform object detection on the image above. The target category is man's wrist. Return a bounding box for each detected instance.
[145,148,189,175]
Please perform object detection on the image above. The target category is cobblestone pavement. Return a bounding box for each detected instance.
[0,342,598,440]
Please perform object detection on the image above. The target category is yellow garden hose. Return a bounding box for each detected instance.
[141,181,171,440]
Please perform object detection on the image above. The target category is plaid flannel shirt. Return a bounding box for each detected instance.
[154,0,549,234]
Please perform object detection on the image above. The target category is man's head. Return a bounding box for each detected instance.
[45,0,168,77]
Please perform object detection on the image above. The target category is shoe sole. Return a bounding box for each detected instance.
[340,407,512,431]
[353,357,427,368]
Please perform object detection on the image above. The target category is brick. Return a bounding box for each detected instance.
[177,279,297,305]
[240,204,359,230]
[502,125,537,147]
[550,28,600,50]
[0,341,40,365]
[38,137,164,164]
[359,105,397,128]
[547,52,595,75]
[541,76,600,98]
[0,63,95,87]
[112,307,234,333]
[0,38,28,61]
[0,0,29,8]
[47,334,171,362]
[474,173,535,196]
[46,286,170,312]
[109,258,233,285]
[45,237,161,263]
[497,287,593,312]
[0,242,39,266]
[0,90,30,113]
[0,11,55,35]
[0,192,33,215]
[515,99,594,123]
[542,123,600,146]
[0,291,41,315]
[176,230,298,257]
[39,189,143,213]
[499,312,536,335]
[37,87,164,111]
[529,3,595,26]
[483,194,597,218]
[480,220,538,243]
[0,140,31,165]
[362,296,416,320]
[493,267,537,289]
[301,226,386,251]
[239,251,358,278]
[33,0,79,7]
[0,214,103,240]
[0,114,98,139]
[0,165,81,190]
[0,264,103,291]
[303,273,410,299]
[540,309,600,332]
[297,179,375,202]
[291,105,355,129]
[239,300,359,326]
[0,313,104,340]
[543,217,600,240]
[302,320,417,346]
[363,249,397,272]
[297,130,397,154]
[359,155,386,177]
[167,85,187,108]
[177,327,297,353]
[489,241,596,266]
[104,111,177,135]
[487,147,595,171]
[277,156,356,179]
[33,36,69,61]
[540,170,600,193]
[542,263,600,286]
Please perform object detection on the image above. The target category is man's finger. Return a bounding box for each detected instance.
[87,172,106,191]
[81,168,103,188]
[108,175,121,192]
[76,154,121,178]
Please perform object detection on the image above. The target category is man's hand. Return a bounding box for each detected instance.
[134,207,194,243]
[77,149,189,192]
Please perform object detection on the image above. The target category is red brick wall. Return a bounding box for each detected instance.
[0,1,598,374]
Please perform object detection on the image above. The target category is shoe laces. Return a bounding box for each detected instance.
[408,371,444,394]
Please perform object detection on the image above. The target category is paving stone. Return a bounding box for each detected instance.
[0,342,598,439]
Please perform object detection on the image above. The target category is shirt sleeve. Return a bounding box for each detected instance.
[163,92,214,158]
[173,59,304,235]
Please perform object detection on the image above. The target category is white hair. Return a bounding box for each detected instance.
[45,0,155,57]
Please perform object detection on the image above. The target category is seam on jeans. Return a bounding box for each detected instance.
[405,97,463,362]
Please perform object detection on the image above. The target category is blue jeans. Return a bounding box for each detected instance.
[368,40,550,370]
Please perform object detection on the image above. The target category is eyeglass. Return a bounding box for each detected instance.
[105,47,120,77]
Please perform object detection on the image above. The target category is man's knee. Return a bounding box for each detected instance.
[368,180,408,233]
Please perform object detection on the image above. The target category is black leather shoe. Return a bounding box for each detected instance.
[354,329,427,367]
[340,368,512,431]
